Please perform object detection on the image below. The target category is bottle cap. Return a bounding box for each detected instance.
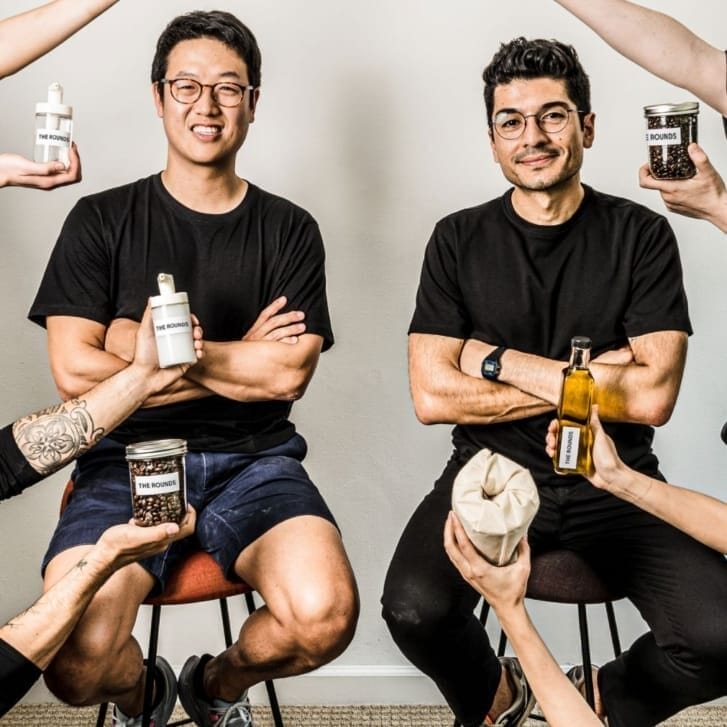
[571,336,592,349]
[150,272,189,307]
[35,82,73,116]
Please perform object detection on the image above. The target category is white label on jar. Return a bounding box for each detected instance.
[646,128,682,146]
[134,472,181,495]
[35,129,71,147]
[155,316,191,335]
[558,426,580,469]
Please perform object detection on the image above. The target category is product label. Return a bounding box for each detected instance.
[134,472,181,495]
[35,128,71,148]
[154,316,191,336]
[558,426,581,470]
[646,128,682,146]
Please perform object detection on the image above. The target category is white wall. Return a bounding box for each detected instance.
[1,0,725,707]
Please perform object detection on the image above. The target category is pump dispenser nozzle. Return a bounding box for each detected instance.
[157,273,177,296]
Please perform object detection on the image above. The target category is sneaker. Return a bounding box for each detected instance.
[490,656,536,726]
[178,654,254,727]
[112,656,177,727]
[566,664,605,720]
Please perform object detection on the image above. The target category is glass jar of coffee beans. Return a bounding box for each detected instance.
[126,438,187,526]
[644,102,699,179]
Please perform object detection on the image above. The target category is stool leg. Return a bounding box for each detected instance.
[605,601,622,657]
[243,591,285,727]
[142,604,162,727]
[219,597,233,647]
[577,603,595,709]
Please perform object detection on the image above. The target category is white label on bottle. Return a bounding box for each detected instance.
[645,128,682,146]
[558,426,581,470]
[35,129,71,147]
[155,316,191,335]
[134,472,181,495]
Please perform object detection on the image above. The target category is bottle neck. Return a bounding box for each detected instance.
[570,346,591,369]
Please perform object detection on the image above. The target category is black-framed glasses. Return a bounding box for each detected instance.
[159,78,254,107]
[492,104,584,140]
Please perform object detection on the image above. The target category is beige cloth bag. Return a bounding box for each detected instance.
[451,448,540,566]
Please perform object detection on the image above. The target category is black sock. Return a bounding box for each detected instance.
[194,654,215,701]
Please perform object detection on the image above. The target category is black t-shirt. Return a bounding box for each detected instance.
[0,639,41,717]
[29,175,333,453]
[0,425,41,501]
[409,185,692,487]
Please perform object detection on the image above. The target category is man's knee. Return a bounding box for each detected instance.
[287,581,359,668]
[381,578,453,643]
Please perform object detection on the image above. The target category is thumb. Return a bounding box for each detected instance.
[590,404,604,435]
[687,142,710,169]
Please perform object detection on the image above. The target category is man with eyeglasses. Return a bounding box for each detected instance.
[382,36,727,727]
[28,10,358,727]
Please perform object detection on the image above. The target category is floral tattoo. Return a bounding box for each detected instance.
[12,400,105,476]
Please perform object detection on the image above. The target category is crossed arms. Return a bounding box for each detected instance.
[47,296,322,406]
[409,330,687,427]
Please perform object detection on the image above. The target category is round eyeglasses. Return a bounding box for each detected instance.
[159,78,254,108]
[492,104,584,140]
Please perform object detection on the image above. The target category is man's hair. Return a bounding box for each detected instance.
[151,10,262,88]
[482,37,591,127]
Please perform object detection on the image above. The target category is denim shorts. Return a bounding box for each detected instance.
[43,433,337,594]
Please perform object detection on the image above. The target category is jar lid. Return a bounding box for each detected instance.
[126,438,187,459]
[644,102,699,116]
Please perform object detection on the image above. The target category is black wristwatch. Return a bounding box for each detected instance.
[481,346,506,381]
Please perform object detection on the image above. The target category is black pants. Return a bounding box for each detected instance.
[381,450,727,727]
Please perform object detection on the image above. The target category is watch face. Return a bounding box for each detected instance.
[483,360,498,376]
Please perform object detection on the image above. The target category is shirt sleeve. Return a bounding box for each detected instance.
[28,196,113,329]
[270,211,334,351]
[408,219,472,339]
[0,639,42,717]
[0,425,43,502]
[623,214,692,338]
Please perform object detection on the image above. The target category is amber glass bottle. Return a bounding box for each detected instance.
[553,336,594,476]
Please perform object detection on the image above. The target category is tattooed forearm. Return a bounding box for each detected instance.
[12,399,105,475]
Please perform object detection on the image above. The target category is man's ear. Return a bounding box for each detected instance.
[489,128,501,165]
[248,87,261,121]
[582,112,595,149]
[152,82,164,119]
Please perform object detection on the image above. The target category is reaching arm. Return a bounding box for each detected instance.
[10,304,203,482]
[443,517,602,727]
[408,333,554,425]
[0,0,119,80]
[459,330,687,425]
[553,0,727,115]
[0,509,195,673]
[546,407,727,553]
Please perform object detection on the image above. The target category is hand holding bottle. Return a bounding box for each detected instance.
[0,142,81,189]
[546,405,629,491]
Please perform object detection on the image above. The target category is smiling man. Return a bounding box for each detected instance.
[381,37,727,727]
[28,11,358,727]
